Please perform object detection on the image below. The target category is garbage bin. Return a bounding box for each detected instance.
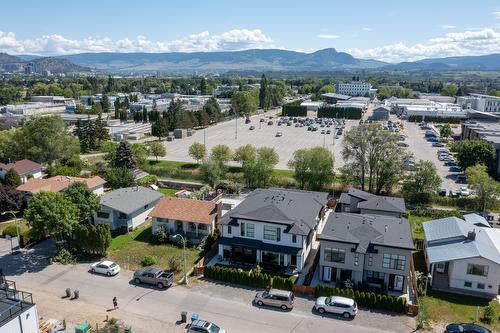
[181,311,187,323]
[65,288,71,298]
[74,290,79,299]
[75,322,91,333]
[191,313,199,322]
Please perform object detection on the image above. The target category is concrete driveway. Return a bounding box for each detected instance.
[3,241,414,333]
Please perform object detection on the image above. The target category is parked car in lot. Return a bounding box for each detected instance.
[397,142,409,147]
[449,166,463,172]
[275,131,283,137]
[267,121,273,125]
[90,260,120,276]
[456,174,468,183]
[444,161,457,166]
[249,125,255,130]
[314,296,358,318]
[432,142,445,147]
[245,118,251,124]
[254,289,295,310]
[445,323,491,333]
[459,186,470,196]
[439,189,448,196]
[326,129,331,134]
[133,267,173,288]
[188,320,226,333]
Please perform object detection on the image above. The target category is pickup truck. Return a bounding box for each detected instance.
[133,267,174,288]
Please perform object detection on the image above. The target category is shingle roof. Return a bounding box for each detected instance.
[423,217,500,264]
[17,175,105,194]
[0,159,43,175]
[357,196,406,213]
[149,197,218,225]
[318,213,414,252]
[463,213,490,228]
[219,188,328,235]
[347,188,377,201]
[100,186,163,215]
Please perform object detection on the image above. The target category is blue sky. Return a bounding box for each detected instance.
[1,0,500,62]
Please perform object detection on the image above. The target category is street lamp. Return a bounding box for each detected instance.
[1,211,20,255]
[173,234,188,285]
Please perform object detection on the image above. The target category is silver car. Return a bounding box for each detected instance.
[187,319,226,333]
[315,296,358,318]
[254,289,295,310]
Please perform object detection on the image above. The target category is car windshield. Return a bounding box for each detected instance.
[325,297,331,304]
[208,323,220,333]
[262,291,269,297]
[110,263,117,268]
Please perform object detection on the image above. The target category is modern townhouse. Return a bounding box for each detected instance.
[423,216,500,298]
[218,188,332,272]
[317,213,414,293]
[338,187,406,218]
[93,186,163,232]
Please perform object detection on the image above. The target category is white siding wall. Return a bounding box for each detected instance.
[0,306,39,333]
[448,257,500,297]
[129,206,156,229]
[91,185,105,196]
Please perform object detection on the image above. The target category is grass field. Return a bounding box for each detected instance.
[158,187,179,197]
[107,222,201,277]
[408,215,433,240]
[422,290,500,331]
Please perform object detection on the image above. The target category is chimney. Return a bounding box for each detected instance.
[384,225,388,232]
[467,230,476,241]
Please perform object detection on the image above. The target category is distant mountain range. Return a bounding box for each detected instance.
[2,48,500,74]
[0,53,90,74]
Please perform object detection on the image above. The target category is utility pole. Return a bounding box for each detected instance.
[235,111,238,140]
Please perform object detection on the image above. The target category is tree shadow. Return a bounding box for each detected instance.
[0,238,55,276]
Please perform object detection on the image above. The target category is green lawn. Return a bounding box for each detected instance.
[422,290,500,331]
[158,187,179,197]
[408,215,433,240]
[107,222,202,277]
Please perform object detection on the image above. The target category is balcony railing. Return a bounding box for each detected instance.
[0,280,34,326]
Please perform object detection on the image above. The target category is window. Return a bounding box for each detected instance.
[118,212,127,219]
[227,226,232,234]
[366,271,385,284]
[246,223,255,238]
[477,283,485,290]
[324,247,345,263]
[467,264,488,277]
[368,254,373,266]
[264,226,280,241]
[240,222,245,236]
[354,253,359,266]
[382,254,406,271]
[292,235,297,243]
[464,281,472,288]
[97,211,109,219]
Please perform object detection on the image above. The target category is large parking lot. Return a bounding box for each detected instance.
[163,110,357,169]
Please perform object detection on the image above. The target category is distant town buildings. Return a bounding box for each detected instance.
[458,94,500,113]
[385,97,467,119]
[336,81,375,97]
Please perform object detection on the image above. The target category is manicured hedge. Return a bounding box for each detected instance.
[318,107,362,119]
[407,115,464,123]
[204,265,295,290]
[314,284,407,313]
[282,101,307,117]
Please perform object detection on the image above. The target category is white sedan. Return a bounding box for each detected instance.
[90,260,121,276]
[459,187,470,196]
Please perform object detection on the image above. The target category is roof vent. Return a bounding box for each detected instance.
[384,225,388,232]
[467,230,476,241]
[347,222,350,230]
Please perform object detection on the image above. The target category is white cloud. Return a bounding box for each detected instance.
[440,25,456,29]
[0,29,275,55]
[494,11,500,18]
[362,27,373,32]
[316,34,340,39]
[348,28,500,62]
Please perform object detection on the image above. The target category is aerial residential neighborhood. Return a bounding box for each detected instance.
[1,1,500,333]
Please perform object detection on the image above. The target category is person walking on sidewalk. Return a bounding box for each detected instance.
[113,297,118,310]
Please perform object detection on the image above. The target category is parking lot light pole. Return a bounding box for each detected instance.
[173,234,188,285]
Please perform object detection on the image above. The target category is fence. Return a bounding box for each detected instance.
[292,284,314,295]
[192,241,219,275]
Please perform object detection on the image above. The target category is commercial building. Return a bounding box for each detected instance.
[0,280,39,333]
[336,81,374,97]
[385,97,467,119]
[423,215,500,298]
[460,120,500,175]
[370,105,390,121]
[458,94,500,113]
[0,103,66,117]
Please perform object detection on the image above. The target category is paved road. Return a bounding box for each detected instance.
[162,109,357,170]
[2,242,413,333]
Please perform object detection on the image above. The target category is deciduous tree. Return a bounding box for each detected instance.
[188,142,207,164]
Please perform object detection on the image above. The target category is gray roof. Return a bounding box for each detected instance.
[357,196,406,214]
[321,93,351,100]
[338,192,351,205]
[219,188,328,235]
[348,188,377,201]
[423,217,500,264]
[318,213,414,252]
[463,213,490,228]
[100,186,163,215]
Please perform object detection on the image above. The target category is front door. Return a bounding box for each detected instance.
[331,267,337,282]
[388,274,395,290]
[323,266,331,282]
[176,221,183,233]
[394,275,404,291]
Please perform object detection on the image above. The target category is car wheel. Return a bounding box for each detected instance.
[134,278,141,284]
[157,282,164,289]
[106,272,111,276]
[90,268,95,273]
[281,304,288,310]
[257,300,263,306]
[343,312,351,319]
[318,307,325,314]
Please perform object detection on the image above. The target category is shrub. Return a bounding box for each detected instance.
[141,255,157,266]
[137,174,158,187]
[481,303,496,324]
[53,248,76,265]
[203,265,293,290]
[155,225,170,244]
[168,256,183,273]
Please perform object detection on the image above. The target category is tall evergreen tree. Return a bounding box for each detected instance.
[101,93,110,113]
[259,74,269,109]
[114,141,137,169]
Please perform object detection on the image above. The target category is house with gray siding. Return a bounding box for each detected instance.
[93,186,163,231]
[218,188,332,272]
[317,213,414,293]
[423,216,500,298]
[338,187,406,218]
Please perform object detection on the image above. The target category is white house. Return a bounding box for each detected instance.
[93,186,163,231]
[423,215,500,298]
[0,280,40,333]
[218,188,332,272]
[0,159,43,184]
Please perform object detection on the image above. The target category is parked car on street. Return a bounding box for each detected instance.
[254,289,295,310]
[90,261,121,276]
[133,267,173,288]
[188,320,226,333]
[445,323,491,333]
[314,296,358,318]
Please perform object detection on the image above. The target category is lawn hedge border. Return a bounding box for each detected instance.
[204,265,295,290]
